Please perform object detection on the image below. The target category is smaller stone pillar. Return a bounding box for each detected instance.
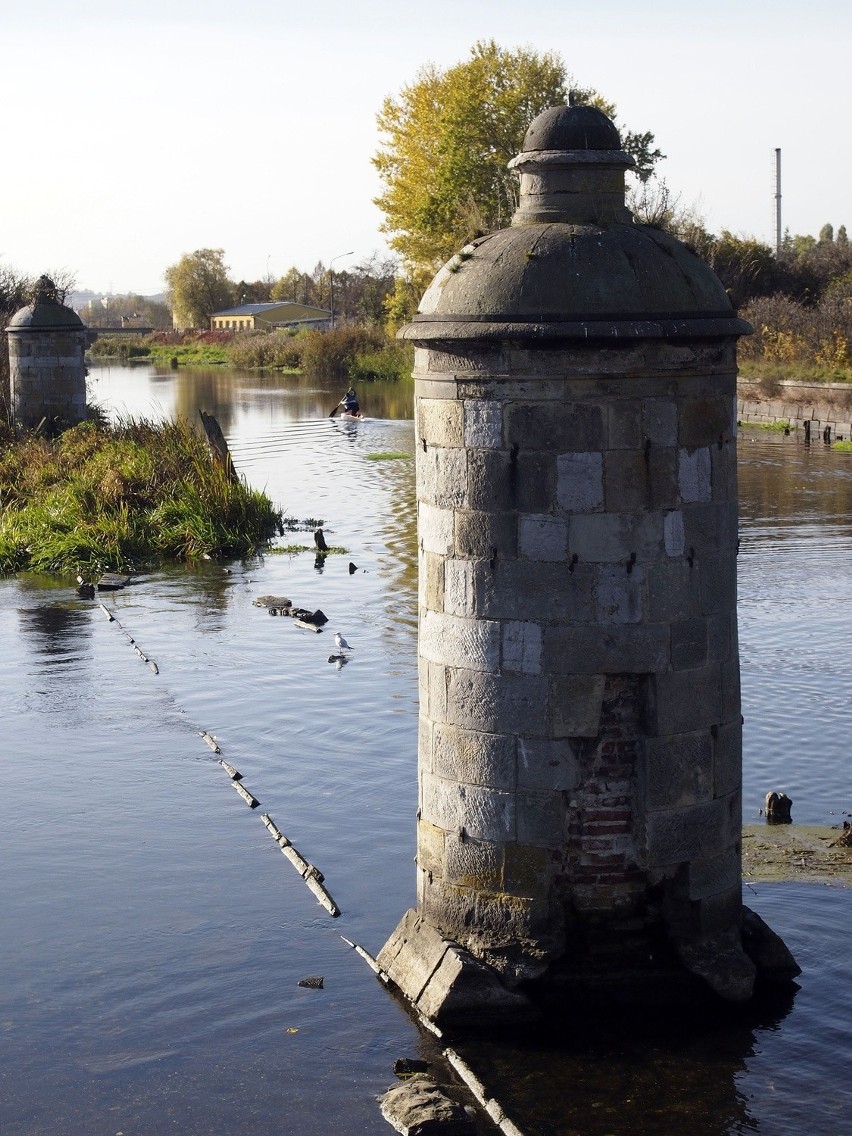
[7,276,88,432]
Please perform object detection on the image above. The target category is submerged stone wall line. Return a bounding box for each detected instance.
[94,598,340,917]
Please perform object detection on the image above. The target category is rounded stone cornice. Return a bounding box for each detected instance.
[400,222,752,344]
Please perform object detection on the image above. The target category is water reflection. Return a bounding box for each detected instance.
[2,372,850,1136]
[23,602,91,659]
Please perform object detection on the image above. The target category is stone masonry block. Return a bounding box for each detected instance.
[455,509,518,558]
[595,565,645,624]
[670,618,709,670]
[444,558,476,617]
[687,847,741,901]
[604,449,648,512]
[680,397,732,448]
[445,837,505,890]
[516,790,566,848]
[682,501,737,555]
[416,819,446,877]
[647,447,680,510]
[517,737,579,791]
[519,514,568,561]
[707,611,735,663]
[678,447,712,503]
[420,610,500,672]
[513,452,557,513]
[445,668,547,735]
[711,442,738,502]
[663,510,685,557]
[647,561,701,622]
[463,784,517,843]
[643,731,713,809]
[431,723,517,789]
[551,673,605,737]
[699,553,737,615]
[713,720,742,797]
[476,561,594,623]
[463,399,503,448]
[503,842,555,896]
[418,446,467,509]
[421,770,465,832]
[556,451,604,513]
[419,501,455,555]
[377,908,444,1002]
[644,797,735,866]
[543,624,670,675]
[466,449,511,512]
[426,661,448,724]
[416,398,464,448]
[648,665,721,735]
[607,399,642,449]
[422,551,444,612]
[507,402,605,451]
[502,621,543,674]
[569,511,663,563]
[642,398,678,445]
[721,657,741,722]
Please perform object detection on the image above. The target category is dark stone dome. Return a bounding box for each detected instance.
[400,223,750,342]
[521,104,622,152]
[7,302,84,331]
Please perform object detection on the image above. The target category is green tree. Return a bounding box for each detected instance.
[270,267,309,304]
[164,249,235,329]
[373,40,664,275]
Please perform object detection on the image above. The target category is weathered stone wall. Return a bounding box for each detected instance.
[737,379,852,438]
[414,338,743,984]
[9,326,87,430]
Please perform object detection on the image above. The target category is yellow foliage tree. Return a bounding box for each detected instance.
[373,40,663,294]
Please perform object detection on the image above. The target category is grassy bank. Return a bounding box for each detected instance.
[0,417,284,576]
[88,325,414,380]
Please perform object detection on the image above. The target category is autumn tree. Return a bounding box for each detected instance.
[164,249,235,329]
[373,40,664,277]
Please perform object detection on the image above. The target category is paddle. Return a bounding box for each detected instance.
[329,402,341,418]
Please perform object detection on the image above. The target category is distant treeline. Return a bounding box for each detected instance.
[87,324,414,382]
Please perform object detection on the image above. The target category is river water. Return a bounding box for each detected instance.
[1,364,849,1136]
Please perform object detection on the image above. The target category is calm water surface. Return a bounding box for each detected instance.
[1,364,849,1135]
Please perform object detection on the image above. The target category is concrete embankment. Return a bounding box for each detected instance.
[738,377,852,439]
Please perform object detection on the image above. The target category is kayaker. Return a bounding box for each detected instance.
[340,387,360,416]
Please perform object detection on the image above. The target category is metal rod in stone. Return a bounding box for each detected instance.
[444,1049,527,1136]
[199,731,221,754]
[340,935,389,981]
[220,759,242,781]
[232,781,260,809]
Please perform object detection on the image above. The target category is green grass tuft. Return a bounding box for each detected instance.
[0,417,283,577]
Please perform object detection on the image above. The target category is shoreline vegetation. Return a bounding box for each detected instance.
[0,417,292,577]
[87,325,414,382]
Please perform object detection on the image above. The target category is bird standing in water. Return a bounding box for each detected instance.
[334,632,353,652]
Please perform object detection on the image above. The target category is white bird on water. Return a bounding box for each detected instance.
[334,632,353,652]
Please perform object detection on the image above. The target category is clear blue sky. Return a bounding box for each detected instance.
[2,0,849,295]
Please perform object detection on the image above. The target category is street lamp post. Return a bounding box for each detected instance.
[329,251,354,328]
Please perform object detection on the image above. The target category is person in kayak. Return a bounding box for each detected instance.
[340,387,361,416]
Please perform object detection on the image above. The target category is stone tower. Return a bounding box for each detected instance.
[7,276,88,432]
[378,105,798,1025]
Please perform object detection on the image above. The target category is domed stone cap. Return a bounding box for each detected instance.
[521,103,622,152]
[6,276,85,332]
[399,106,752,344]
